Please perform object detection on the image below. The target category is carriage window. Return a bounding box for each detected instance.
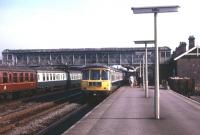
[101,70,109,80]
[20,73,23,82]
[9,74,12,82]
[56,74,60,80]
[91,70,100,80]
[30,73,33,81]
[25,73,29,81]
[53,74,55,80]
[82,70,89,80]
[13,73,18,83]
[78,73,82,80]
[43,73,45,81]
[47,74,49,81]
[50,74,52,80]
[3,72,8,83]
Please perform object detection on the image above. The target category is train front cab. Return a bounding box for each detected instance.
[81,68,111,96]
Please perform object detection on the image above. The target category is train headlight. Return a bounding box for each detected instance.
[102,81,109,89]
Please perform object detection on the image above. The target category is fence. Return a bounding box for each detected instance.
[168,77,195,96]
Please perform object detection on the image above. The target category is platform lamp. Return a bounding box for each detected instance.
[134,40,154,98]
[131,5,179,119]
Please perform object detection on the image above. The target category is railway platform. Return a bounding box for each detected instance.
[62,86,200,135]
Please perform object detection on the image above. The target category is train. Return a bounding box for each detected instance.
[81,64,124,96]
[0,66,82,98]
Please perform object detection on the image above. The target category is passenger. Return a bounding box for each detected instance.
[129,76,134,88]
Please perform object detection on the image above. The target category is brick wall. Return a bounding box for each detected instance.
[177,58,200,90]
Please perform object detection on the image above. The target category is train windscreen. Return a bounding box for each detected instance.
[82,70,89,80]
[90,70,100,80]
[101,70,109,80]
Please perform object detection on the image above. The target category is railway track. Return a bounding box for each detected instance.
[0,88,79,116]
[0,89,85,134]
[35,97,105,135]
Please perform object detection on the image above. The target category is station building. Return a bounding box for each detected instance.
[171,36,200,91]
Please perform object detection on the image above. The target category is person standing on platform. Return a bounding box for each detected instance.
[129,76,134,88]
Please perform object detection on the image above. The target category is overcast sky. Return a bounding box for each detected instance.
[0,0,199,58]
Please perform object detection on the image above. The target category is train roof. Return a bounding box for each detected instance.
[0,66,35,72]
[82,64,109,69]
[82,64,124,72]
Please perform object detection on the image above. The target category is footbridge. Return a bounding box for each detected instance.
[2,47,171,67]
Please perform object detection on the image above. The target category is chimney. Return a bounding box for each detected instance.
[188,36,195,49]
[176,42,186,56]
[180,42,186,53]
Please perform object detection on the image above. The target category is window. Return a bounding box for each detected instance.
[43,73,45,81]
[47,74,49,81]
[25,73,29,81]
[30,73,33,81]
[56,74,60,80]
[20,73,23,82]
[166,52,171,57]
[82,70,89,80]
[62,74,65,80]
[8,55,12,60]
[101,70,109,80]
[53,74,55,80]
[50,74,52,80]
[161,52,165,57]
[13,73,18,83]
[3,72,8,83]
[90,70,100,80]
[9,73,12,82]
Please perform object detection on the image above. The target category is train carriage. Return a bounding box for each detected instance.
[68,70,82,88]
[36,69,68,90]
[81,64,124,95]
[0,67,37,94]
[0,66,82,99]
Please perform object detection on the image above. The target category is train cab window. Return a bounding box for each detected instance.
[25,73,29,81]
[101,70,109,80]
[3,72,8,83]
[13,73,18,83]
[82,70,89,80]
[30,73,33,81]
[20,73,23,82]
[91,70,100,80]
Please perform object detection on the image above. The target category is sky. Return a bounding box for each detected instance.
[0,0,199,58]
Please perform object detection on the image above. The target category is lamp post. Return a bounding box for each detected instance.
[131,5,179,119]
[142,55,145,89]
[139,60,142,88]
[135,40,154,98]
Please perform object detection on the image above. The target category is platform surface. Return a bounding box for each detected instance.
[63,86,200,135]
